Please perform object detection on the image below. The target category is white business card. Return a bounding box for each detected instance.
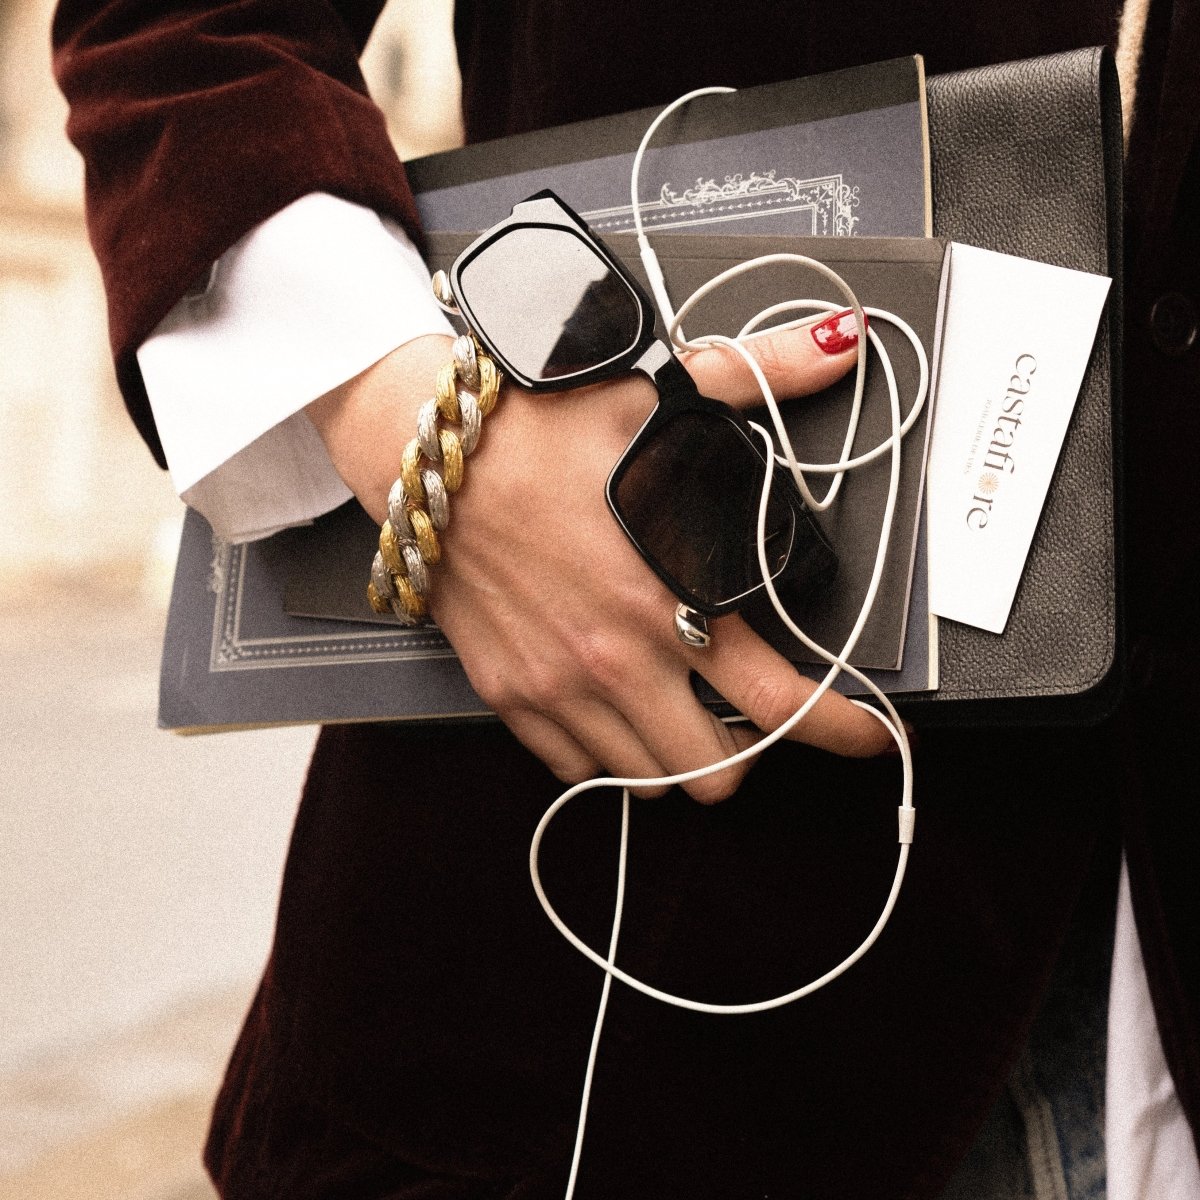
[926,243,1111,634]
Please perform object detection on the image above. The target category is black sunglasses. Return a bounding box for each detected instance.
[446,190,836,617]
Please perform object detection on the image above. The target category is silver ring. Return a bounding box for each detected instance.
[674,604,711,649]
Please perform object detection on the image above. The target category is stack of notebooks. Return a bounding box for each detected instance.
[159,49,1122,732]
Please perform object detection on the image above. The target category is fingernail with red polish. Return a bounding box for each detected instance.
[811,309,865,355]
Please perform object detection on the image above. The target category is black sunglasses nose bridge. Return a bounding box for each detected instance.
[631,339,676,382]
[633,341,698,401]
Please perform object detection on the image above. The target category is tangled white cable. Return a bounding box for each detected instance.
[531,87,926,1199]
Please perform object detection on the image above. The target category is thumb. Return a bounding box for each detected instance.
[680,308,865,409]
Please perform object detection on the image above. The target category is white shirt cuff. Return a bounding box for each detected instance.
[137,191,453,542]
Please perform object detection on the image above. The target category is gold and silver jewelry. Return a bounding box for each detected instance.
[673,603,711,649]
[367,331,502,625]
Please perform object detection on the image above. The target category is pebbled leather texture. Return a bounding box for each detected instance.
[917,47,1124,722]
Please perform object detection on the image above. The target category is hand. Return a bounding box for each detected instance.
[310,316,893,803]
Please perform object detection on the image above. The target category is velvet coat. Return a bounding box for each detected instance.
[52,1,1200,1196]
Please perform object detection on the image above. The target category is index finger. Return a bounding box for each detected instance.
[681,308,865,409]
[691,615,893,758]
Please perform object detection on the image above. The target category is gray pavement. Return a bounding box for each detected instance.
[0,592,316,1193]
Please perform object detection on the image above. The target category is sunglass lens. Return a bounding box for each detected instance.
[459,227,643,382]
[613,411,797,610]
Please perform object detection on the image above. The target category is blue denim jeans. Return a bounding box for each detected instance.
[939,873,1113,1200]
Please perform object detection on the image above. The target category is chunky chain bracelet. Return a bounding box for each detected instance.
[367,332,501,625]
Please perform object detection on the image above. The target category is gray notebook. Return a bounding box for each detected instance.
[283,233,949,687]
[160,56,934,731]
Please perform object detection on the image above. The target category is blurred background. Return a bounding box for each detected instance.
[0,3,461,1195]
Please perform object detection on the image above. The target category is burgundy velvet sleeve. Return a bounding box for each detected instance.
[52,0,420,467]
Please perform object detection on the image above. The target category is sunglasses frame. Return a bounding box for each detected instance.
[448,190,660,390]
[447,190,835,617]
[606,359,836,616]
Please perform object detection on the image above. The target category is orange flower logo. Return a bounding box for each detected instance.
[977,471,1000,497]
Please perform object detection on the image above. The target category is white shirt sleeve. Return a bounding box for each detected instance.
[136,191,454,542]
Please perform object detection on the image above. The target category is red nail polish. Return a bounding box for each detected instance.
[811,309,865,355]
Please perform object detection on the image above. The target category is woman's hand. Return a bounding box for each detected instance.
[310,316,893,803]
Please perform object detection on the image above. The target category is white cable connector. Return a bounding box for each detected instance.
[630,86,734,342]
[638,238,677,337]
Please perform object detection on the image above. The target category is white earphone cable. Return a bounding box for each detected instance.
[553,86,923,1197]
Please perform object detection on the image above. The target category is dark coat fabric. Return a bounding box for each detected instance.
[52,2,1200,1196]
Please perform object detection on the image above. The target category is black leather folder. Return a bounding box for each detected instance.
[913,47,1123,722]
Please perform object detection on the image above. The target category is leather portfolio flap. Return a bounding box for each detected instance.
[915,47,1124,722]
